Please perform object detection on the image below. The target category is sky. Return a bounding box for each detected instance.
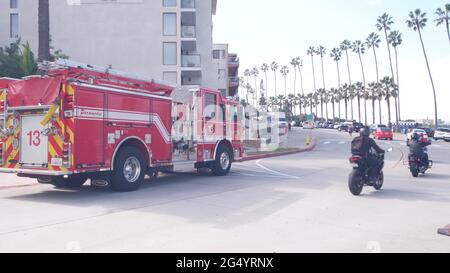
[213,0,450,123]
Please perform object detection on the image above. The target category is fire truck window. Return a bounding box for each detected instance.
[204,93,216,120]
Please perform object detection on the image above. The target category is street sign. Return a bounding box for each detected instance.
[306,114,314,121]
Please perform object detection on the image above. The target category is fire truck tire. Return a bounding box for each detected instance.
[111,147,146,192]
[212,145,232,176]
[52,175,88,189]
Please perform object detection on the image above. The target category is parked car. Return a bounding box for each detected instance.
[303,121,315,129]
[370,124,388,133]
[338,122,353,132]
[418,127,435,138]
[373,127,393,140]
[434,128,450,141]
[333,123,341,129]
[352,122,364,132]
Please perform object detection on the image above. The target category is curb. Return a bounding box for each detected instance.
[237,141,317,162]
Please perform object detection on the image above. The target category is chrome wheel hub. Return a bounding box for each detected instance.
[220,152,230,170]
[123,157,141,183]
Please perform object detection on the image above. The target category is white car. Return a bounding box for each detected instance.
[407,129,429,144]
[303,121,315,129]
[434,128,450,141]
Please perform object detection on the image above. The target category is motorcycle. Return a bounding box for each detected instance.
[406,148,433,177]
[348,148,393,196]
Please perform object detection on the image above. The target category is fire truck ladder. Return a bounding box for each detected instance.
[39,59,177,92]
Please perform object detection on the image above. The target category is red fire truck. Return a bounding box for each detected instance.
[0,60,243,191]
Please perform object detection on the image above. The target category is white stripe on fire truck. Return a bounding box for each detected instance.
[74,107,171,144]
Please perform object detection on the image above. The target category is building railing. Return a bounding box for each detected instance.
[229,77,240,86]
[182,54,201,67]
[181,0,195,9]
[181,26,196,38]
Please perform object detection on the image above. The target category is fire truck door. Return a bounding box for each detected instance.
[151,99,172,162]
[74,88,105,167]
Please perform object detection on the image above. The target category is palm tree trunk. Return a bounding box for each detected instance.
[394,46,401,121]
[265,72,268,99]
[254,77,258,105]
[358,52,367,125]
[384,28,399,128]
[378,99,382,124]
[274,73,277,97]
[447,20,450,46]
[372,47,380,124]
[38,0,51,61]
[386,97,392,126]
[332,99,336,120]
[311,56,317,91]
[350,98,354,121]
[418,28,439,129]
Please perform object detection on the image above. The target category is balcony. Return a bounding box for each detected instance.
[182,54,201,68]
[181,0,195,9]
[229,77,240,87]
[181,26,196,38]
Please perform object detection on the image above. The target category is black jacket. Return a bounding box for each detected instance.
[352,136,385,157]
[408,139,430,155]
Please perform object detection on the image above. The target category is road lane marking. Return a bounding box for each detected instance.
[255,159,300,179]
[392,148,405,169]
[323,141,331,145]
[339,141,346,145]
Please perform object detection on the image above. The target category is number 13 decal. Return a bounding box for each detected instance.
[27,130,41,147]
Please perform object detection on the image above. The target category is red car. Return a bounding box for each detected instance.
[373,128,393,140]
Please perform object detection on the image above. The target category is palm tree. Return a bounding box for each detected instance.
[306,93,314,115]
[297,59,305,95]
[295,93,304,117]
[354,82,366,125]
[375,83,385,124]
[330,48,342,91]
[323,90,330,121]
[317,88,326,119]
[388,30,403,121]
[307,46,317,91]
[380,76,396,126]
[340,40,353,86]
[280,66,289,97]
[251,67,259,105]
[261,63,269,99]
[316,46,327,119]
[38,0,51,61]
[330,88,340,120]
[243,69,251,85]
[376,13,399,127]
[407,9,439,129]
[435,4,450,45]
[290,58,300,97]
[352,41,367,124]
[368,82,378,124]
[341,83,350,120]
[270,62,279,97]
[366,32,382,124]
[348,84,356,121]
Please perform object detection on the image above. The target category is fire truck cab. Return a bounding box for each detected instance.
[0,60,243,192]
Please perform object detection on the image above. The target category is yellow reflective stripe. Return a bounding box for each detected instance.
[40,104,59,126]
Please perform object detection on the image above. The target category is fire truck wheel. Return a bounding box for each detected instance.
[52,175,88,189]
[111,147,146,192]
[212,146,232,176]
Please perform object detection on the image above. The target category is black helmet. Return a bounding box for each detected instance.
[360,127,370,137]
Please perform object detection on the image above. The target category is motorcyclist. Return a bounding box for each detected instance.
[407,133,430,166]
[351,127,385,180]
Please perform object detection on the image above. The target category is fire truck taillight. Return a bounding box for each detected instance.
[62,142,71,168]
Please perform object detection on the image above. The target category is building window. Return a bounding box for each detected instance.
[10,14,19,38]
[163,13,177,36]
[163,0,176,7]
[163,72,177,84]
[10,0,18,9]
[218,69,226,79]
[163,42,177,65]
[213,50,225,59]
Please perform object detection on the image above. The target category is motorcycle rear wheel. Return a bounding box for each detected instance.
[349,169,364,196]
[410,164,419,178]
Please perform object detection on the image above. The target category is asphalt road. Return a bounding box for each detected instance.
[0,128,449,253]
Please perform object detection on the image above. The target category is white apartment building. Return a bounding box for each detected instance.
[0,0,220,89]
[212,44,239,97]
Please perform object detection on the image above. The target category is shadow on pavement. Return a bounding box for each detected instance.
[6,172,304,230]
[362,189,450,203]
